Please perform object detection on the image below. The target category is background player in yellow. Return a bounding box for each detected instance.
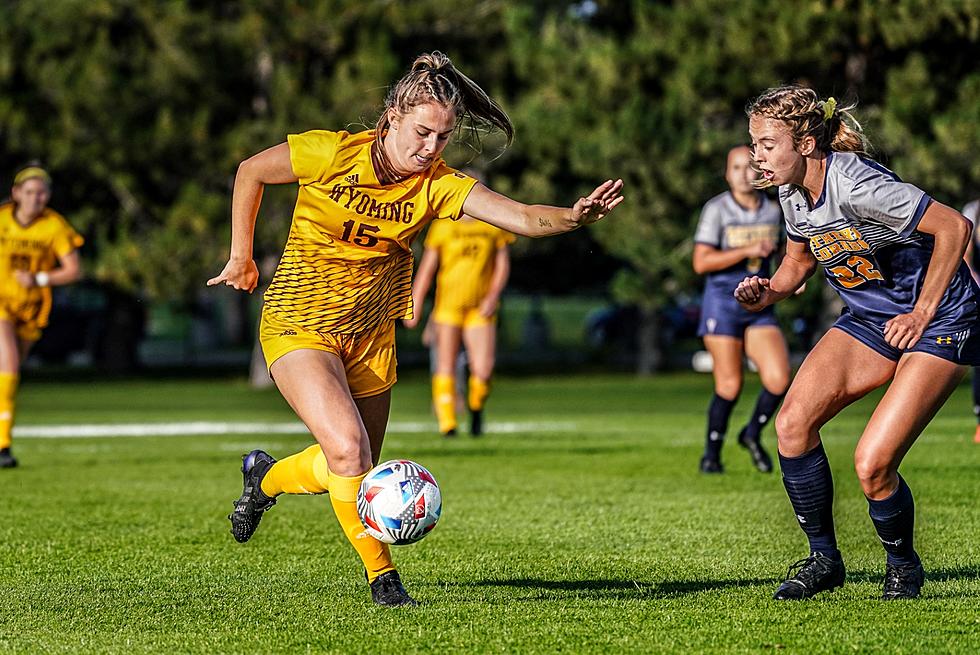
[404,200,515,436]
[208,51,623,607]
[0,167,84,468]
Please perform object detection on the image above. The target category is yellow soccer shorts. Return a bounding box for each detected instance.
[432,304,496,329]
[259,309,397,398]
[0,301,44,342]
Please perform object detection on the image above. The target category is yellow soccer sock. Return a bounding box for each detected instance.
[0,372,19,450]
[432,374,457,433]
[328,470,395,582]
[468,376,490,412]
[260,444,330,496]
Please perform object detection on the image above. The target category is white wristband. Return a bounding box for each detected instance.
[34,271,50,287]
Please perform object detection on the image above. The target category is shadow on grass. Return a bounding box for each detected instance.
[463,576,779,599]
[462,565,980,601]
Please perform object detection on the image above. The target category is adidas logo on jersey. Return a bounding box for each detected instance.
[279,329,297,336]
[345,173,359,185]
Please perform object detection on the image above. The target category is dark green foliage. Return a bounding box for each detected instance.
[1,1,978,312]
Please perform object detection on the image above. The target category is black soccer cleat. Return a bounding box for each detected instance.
[773,552,846,600]
[699,455,723,474]
[882,561,925,600]
[0,448,17,468]
[228,449,277,543]
[469,409,483,437]
[442,428,458,438]
[738,429,773,473]
[370,570,418,607]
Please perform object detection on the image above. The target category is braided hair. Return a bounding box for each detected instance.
[747,85,868,152]
[373,52,513,183]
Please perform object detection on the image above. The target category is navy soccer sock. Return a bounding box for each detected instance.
[867,475,919,566]
[703,393,737,460]
[779,443,840,560]
[740,388,785,442]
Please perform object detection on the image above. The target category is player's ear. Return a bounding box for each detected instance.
[388,109,401,131]
[798,135,817,156]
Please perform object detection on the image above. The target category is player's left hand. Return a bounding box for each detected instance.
[14,270,36,288]
[207,257,259,293]
[478,297,498,319]
[884,308,932,349]
[571,179,625,227]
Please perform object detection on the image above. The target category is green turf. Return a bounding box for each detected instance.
[1,371,978,654]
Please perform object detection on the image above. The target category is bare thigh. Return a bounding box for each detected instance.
[775,328,895,457]
[461,323,496,380]
[855,352,965,499]
[0,321,19,373]
[270,349,379,476]
[744,325,790,394]
[703,334,744,399]
[435,322,463,377]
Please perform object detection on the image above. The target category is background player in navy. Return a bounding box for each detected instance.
[736,86,980,601]
[960,198,980,443]
[693,145,790,474]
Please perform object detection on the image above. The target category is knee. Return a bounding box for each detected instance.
[713,377,742,400]
[315,436,372,476]
[763,371,790,396]
[854,453,895,498]
[773,402,815,454]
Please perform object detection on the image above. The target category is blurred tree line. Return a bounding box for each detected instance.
[1,0,978,371]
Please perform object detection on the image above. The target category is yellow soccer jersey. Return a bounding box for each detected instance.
[425,217,516,312]
[0,203,83,329]
[263,129,477,333]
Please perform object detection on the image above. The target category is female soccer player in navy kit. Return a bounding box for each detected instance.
[736,85,980,600]
[960,197,980,443]
[694,145,790,474]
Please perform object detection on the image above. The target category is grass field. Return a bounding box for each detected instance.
[1,371,979,654]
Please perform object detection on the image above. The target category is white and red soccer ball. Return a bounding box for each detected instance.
[357,459,442,545]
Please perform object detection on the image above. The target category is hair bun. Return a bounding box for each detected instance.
[412,51,452,75]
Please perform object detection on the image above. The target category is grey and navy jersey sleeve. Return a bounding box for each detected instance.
[694,199,723,247]
[777,191,809,242]
[962,199,980,226]
[843,165,930,238]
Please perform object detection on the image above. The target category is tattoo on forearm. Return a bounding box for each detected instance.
[537,217,552,228]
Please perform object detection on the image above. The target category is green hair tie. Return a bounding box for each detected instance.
[822,97,837,122]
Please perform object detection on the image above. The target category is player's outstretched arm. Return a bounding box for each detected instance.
[461,180,624,238]
[207,143,298,293]
[735,239,816,311]
[404,248,439,329]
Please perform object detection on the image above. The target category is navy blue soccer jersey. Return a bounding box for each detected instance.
[694,191,783,295]
[779,152,978,334]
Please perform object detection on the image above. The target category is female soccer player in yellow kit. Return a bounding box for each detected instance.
[208,52,624,607]
[404,208,515,436]
[0,167,83,468]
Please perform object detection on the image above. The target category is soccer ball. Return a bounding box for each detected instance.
[357,459,442,545]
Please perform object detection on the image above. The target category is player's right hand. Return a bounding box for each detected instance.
[207,258,259,293]
[734,275,772,312]
[746,239,775,258]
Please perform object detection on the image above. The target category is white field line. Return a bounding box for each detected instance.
[13,420,580,439]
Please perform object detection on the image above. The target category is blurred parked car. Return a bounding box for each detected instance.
[32,280,146,373]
